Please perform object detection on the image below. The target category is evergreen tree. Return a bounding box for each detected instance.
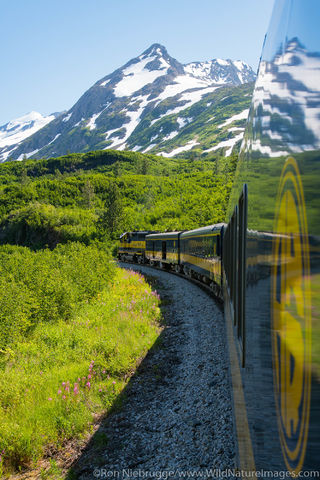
[82,180,95,208]
[98,182,123,238]
[21,168,30,186]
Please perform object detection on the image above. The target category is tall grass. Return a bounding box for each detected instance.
[0,244,160,475]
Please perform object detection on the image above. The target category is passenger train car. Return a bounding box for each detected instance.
[118,0,320,475]
[223,0,320,474]
[145,231,182,269]
[180,225,224,299]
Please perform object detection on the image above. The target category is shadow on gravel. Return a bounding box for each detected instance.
[65,269,176,479]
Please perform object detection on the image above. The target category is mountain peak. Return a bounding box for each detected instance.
[1,46,256,161]
[142,43,168,57]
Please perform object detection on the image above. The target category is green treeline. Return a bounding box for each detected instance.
[0,149,237,249]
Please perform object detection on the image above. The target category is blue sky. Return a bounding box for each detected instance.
[0,0,274,125]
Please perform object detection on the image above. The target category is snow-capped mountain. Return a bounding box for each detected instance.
[0,44,256,161]
[0,111,62,161]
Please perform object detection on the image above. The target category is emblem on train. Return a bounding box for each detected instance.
[271,157,311,474]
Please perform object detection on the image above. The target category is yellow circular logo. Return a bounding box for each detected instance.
[272,157,311,474]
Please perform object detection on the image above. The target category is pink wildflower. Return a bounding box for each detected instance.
[48,397,52,401]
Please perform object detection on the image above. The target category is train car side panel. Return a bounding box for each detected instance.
[224,0,320,474]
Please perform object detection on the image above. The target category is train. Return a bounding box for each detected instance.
[118,225,225,299]
[118,0,320,476]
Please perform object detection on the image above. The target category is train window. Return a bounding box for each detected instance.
[223,184,248,367]
[232,206,238,326]
[161,241,166,260]
[238,184,248,367]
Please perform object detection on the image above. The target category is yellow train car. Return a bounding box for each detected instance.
[180,224,224,299]
[145,231,182,269]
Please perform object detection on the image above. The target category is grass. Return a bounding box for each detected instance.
[0,266,161,476]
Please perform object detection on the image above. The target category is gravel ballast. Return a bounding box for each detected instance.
[73,264,236,479]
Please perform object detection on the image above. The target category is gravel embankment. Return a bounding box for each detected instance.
[72,264,235,479]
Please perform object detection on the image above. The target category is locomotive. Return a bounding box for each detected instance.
[118,0,320,475]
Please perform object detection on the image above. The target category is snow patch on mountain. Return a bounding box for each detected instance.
[177,117,192,128]
[218,108,249,128]
[87,110,103,130]
[114,54,169,97]
[156,75,212,103]
[159,139,200,157]
[100,79,111,87]
[203,132,244,156]
[142,143,157,153]
[162,131,179,141]
[47,133,61,145]
[62,113,72,123]
[153,83,219,121]
[17,148,40,161]
[74,118,85,127]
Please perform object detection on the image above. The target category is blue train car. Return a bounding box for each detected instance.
[223,0,320,474]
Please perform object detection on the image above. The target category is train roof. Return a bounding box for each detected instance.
[119,231,157,239]
[180,223,225,238]
[146,231,182,240]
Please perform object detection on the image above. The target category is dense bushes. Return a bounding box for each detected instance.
[0,267,160,474]
[0,243,114,349]
[0,203,98,248]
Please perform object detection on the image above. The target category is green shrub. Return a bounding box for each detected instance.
[0,243,115,350]
[0,267,160,474]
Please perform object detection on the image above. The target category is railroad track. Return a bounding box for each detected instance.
[71,263,235,478]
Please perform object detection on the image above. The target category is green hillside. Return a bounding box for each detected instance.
[0,148,236,249]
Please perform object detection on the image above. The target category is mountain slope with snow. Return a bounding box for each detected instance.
[0,44,256,161]
[0,112,62,160]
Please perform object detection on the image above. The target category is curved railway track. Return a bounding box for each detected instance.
[70,263,235,478]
